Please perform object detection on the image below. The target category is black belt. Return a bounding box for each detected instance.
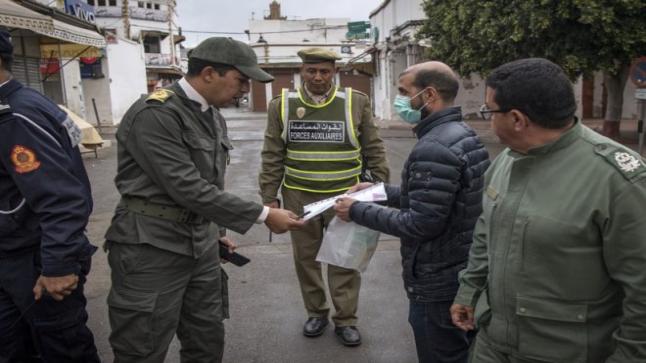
[122,196,206,224]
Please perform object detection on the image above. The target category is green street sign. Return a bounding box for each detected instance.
[346,21,370,40]
[347,21,370,33]
[346,31,369,40]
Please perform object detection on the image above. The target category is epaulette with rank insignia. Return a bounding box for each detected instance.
[594,143,646,181]
[0,103,11,115]
[0,103,12,122]
[352,89,369,98]
[146,89,175,104]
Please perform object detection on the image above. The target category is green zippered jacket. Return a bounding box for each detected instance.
[105,83,263,258]
[454,121,646,362]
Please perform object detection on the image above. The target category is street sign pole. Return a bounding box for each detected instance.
[629,57,646,155]
[638,97,646,155]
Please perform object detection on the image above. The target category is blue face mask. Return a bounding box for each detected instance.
[393,88,429,124]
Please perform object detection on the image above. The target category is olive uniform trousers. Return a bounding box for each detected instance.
[282,187,361,327]
[107,242,228,363]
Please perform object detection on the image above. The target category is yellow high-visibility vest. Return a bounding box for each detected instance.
[280,87,362,193]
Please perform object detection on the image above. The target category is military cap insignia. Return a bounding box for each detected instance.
[614,151,644,173]
[10,145,41,174]
[296,107,306,119]
[146,89,174,103]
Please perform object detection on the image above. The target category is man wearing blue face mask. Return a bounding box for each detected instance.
[335,61,490,362]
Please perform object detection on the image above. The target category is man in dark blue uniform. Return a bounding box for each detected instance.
[0,30,99,362]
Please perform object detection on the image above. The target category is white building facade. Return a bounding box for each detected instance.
[369,0,639,124]
[369,0,486,124]
[92,0,183,90]
[83,0,183,124]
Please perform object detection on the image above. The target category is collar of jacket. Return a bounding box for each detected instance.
[521,117,582,157]
[0,78,22,100]
[299,83,337,104]
[413,106,462,139]
[168,82,207,113]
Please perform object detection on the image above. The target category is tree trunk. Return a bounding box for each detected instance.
[603,65,630,122]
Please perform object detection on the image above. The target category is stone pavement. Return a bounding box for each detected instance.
[82,108,643,362]
[83,109,420,363]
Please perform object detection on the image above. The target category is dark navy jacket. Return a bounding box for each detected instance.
[0,79,94,276]
[350,107,490,301]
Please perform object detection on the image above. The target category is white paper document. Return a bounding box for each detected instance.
[301,183,387,221]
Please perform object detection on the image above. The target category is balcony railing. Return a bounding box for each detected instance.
[130,7,168,21]
[94,7,168,22]
[145,53,179,67]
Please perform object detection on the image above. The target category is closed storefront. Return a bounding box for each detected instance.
[251,79,267,112]
[339,70,371,96]
[271,70,294,98]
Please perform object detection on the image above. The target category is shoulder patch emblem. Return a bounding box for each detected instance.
[595,143,646,180]
[11,145,41,174]
[614,151,644,173]
[146,89,174,103]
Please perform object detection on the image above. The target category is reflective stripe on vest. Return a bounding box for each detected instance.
[285,165,362,181]
[285,148,362,161]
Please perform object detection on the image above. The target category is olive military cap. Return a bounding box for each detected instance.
[188,37,274,83]
[297,48,342,64]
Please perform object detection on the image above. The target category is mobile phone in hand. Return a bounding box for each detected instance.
[218,241,250,267]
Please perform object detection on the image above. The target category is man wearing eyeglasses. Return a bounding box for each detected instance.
[451,58,646,362]
[334,61,490,362]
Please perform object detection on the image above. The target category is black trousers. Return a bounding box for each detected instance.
[0,250,99,363]
[408,300,475,363]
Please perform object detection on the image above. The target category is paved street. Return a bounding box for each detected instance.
[81,107,621,362]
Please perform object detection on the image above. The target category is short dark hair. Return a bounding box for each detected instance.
[186,58,236,77]
[0,53,12,72]
[412,69,459,103]
[486,58,576,129]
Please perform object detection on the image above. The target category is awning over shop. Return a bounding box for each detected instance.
[51,19,105,48]
[0,0,105,48]
[0,0,53,33]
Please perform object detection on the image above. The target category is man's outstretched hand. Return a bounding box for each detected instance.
[265,208,306,233]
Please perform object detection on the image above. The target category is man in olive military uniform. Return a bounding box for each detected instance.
[451,58,646,362]
[105,37,304,363]
[259,48,389,346]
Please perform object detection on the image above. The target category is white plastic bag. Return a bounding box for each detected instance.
[316,217,380,272]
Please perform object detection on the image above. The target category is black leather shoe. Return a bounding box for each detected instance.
[334,326,361,346]
[303,317,329,337]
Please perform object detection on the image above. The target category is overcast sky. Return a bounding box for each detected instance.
[176,0,383,47]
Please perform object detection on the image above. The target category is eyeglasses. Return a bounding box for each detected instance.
[478,104,509,120]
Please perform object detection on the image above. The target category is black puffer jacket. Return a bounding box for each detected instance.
[350,107,489,301]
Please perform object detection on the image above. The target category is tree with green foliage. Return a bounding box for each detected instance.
[418,0,645,138]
